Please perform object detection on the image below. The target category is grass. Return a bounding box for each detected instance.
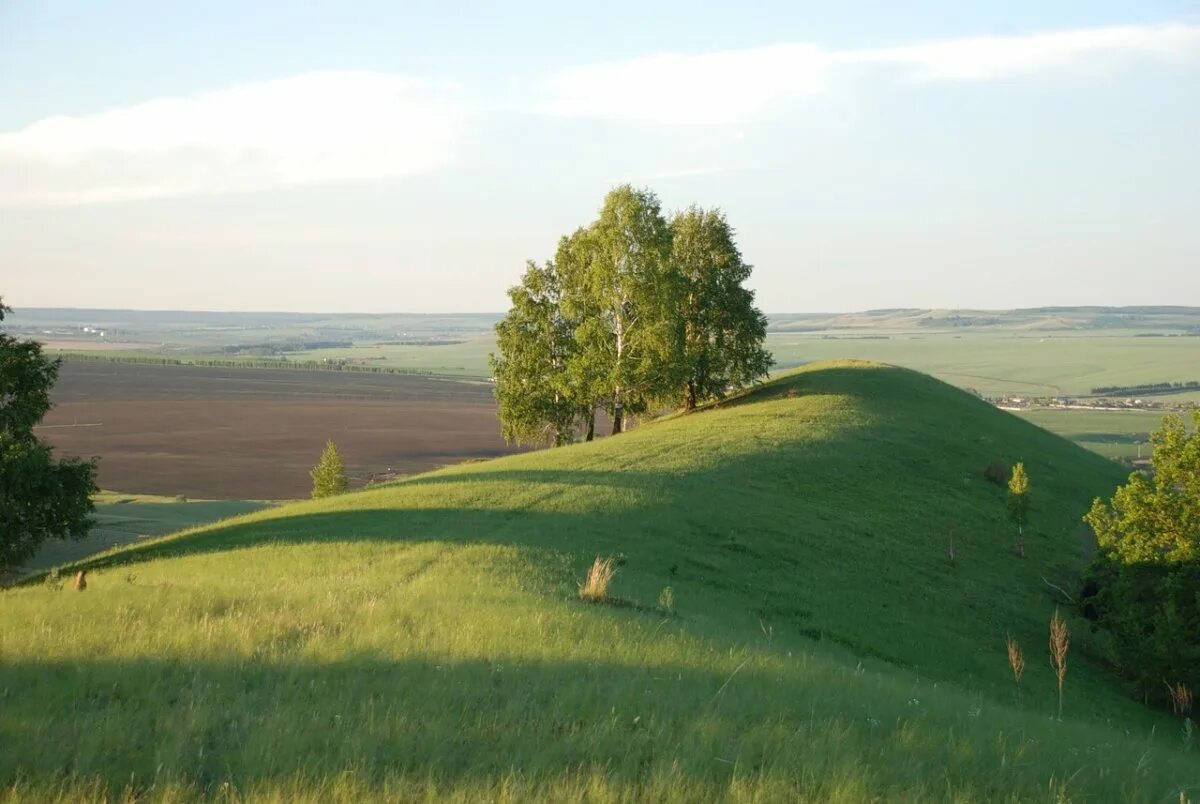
[1014,408,1187,461]
[8,492,270,578]
[2,361,1196,801]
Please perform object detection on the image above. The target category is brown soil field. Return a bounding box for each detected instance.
[36,361,524,499]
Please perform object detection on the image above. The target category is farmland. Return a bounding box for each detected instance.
[35,361,520,500]
[1012,408,1184,460]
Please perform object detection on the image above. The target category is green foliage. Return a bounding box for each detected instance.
[490,261,583,446]
[1085,412,1200,564]
[309,440,348,499]
[1082,412,1200,701]
[1007,461,1030,532]
[671,206,772,410]
[490,186,771,442]
[0,298,98,573]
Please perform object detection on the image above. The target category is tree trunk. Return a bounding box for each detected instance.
[684,381,697,412]
[586,410,595,442]
[611,398,623,435]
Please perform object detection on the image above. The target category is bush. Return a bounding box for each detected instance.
[1080,557,1200,703]
[983,460,1010,485]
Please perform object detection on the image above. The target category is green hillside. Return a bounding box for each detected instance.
[3,361,1195,802]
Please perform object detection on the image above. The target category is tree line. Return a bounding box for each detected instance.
[58,352,438,376]
[1089,380,1200,396]
[490,185,771,445]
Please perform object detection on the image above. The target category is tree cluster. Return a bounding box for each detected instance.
[0,298,98,573]
[490,186,772,445]
[1081,411,1200,704]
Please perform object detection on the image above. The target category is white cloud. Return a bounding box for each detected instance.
[544,44,829,125]
[0,71,459,205]
[838,22,1200,80]
[544,22,1200,124]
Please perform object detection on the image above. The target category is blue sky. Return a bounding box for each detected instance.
[2,1,1198,312]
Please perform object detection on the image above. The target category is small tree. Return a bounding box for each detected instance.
[1081,412,1200,703]
[1,298,98,574]
[1007,462,1030,557]
[310,440,347,499]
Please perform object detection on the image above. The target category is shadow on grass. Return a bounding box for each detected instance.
[0,654,813,797]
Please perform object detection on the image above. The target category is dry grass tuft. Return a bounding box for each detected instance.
[578,556,616,603]
[1049,608,1069,718]
[1006,633,1025,699]
[1166,681,1193,717]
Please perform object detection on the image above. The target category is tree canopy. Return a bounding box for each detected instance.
[491,186,771,445]
[0,298,98,573]
[1082,411,1200,704]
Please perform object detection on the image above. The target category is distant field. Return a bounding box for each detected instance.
[766,333,1200,398]
[284,336,495,377]
[1012,408,1179,460]
[37,361,521,499]
[14,492,269,577]
[284,333,1200,400]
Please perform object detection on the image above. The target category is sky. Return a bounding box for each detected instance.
[2,1,1199,313]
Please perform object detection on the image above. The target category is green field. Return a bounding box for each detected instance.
[767,333,1200,398]
[3,362,1194,801]
[283,337,496,377]
[1013,409,1182,461]
[13,492,270,577]
[283,331,1200,404]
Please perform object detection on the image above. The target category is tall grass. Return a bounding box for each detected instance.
[578,556,615,602]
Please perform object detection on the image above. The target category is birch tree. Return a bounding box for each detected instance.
[670,206,771,410]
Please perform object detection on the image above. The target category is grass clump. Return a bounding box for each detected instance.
[578,556,616,602]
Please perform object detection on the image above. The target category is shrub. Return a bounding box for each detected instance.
[578,556,615,603]
[983,460,1010,485]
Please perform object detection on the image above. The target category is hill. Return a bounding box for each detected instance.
[2,361,1195,801]
[768,306,1200,333]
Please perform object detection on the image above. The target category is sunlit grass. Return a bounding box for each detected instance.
[2,361,1195,801]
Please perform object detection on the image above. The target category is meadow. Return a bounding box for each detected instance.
[4,362,1195,801]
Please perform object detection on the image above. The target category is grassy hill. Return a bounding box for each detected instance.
[3,361,1195,802]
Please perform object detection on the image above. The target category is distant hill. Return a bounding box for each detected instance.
[768,306,1200,333]
[2,361,1192,800]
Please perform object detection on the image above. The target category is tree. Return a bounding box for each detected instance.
[670,206,772,410]
[490,185,773,445]
[1007,462,1030,557]
[1081,412,1200,703]
[0,298,98,573]
[491,259,588,446]
[1085,412,1198,564]
[310,440,348,499]
[566,185,677,434]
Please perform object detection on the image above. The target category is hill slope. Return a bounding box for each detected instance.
[2,361,1195,802]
